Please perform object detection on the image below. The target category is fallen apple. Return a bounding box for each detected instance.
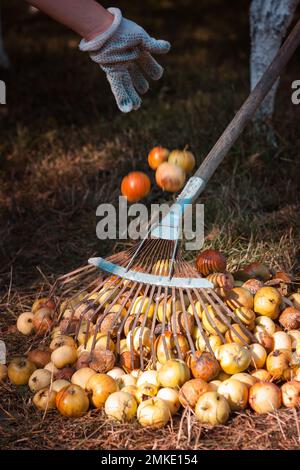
[155,331,189,364]
[137,397,170,428]
[178,378,212,408]
[157,388,180,415]
[289,293,300,310]
[216,343,251,374]
[281,380,300,408]
[29,369,52,393]
[155,161,186,193]
[50,335,76,351]
[27,349,52,368]
[195,391,230,425]
[230,372,258,389]
[254,316,276,335]
[56,384,89,417]
[136,370,159,388]
[50,379,70,393]
[249,343,267,369]
[16,312,35,336]
[272,331,291,351]
[105,391,137,421]
[254,287,282,319]
[266,349,290,380]
[148,146,169,170]
[279,307,300,330]
[226,287,254,310]
[33,387,57,411]
[86,373,119,408]
[71,367,96,389]
[250,369,272,382]
[158,359,190,388]
[195,250,227,276]
[168,148,196,174]
[218,379,248,411]
[32,297,55,314]
[51,345,77,369]
[189,351,220,382]
[135,383,158,403]
[249,382,281,414]
[44,362,59,376]
[32,307,53,335]
[8,357,36,385]
[107,367,126,381]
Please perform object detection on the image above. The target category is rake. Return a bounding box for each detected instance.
[51,19,300,370]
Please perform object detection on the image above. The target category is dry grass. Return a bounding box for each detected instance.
[1,0,300,450]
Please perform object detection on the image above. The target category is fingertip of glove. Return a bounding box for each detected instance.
[152,66,164,81]
[119,99,134,113]
[156,40,171,54]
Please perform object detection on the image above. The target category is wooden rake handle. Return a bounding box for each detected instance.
[191,18,300,193]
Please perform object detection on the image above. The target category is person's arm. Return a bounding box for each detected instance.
[26,0,113,40]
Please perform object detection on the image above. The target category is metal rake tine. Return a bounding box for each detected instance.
[77,279,129,345]
[116,283,144,354]
[171,287,183,361]
[160,288,171,362]
[179,288,195,355]
[58,264,97,284]
[102,283,139,350]
[185,289,214,355]
[110,282,139,354]
[126,285,148,366]
[193,288,226,343]
[128,284,151,370]
[85,279,132,352]
[139,284,156,370]
[168,238,179,280]
[150,286,162,367]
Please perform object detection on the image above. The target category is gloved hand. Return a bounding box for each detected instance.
[79,8,170,112]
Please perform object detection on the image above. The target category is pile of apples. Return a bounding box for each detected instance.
[121,146,195,202]
[2,249,300,427]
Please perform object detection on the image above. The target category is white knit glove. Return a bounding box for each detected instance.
[79,8,170,112]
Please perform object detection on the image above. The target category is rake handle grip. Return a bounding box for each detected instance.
[192,18,300,192]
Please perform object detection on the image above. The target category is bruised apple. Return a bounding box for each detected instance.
[189,351,220,382]
[178,378,211,408]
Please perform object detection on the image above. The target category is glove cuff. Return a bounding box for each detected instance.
[78,7,123,52]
